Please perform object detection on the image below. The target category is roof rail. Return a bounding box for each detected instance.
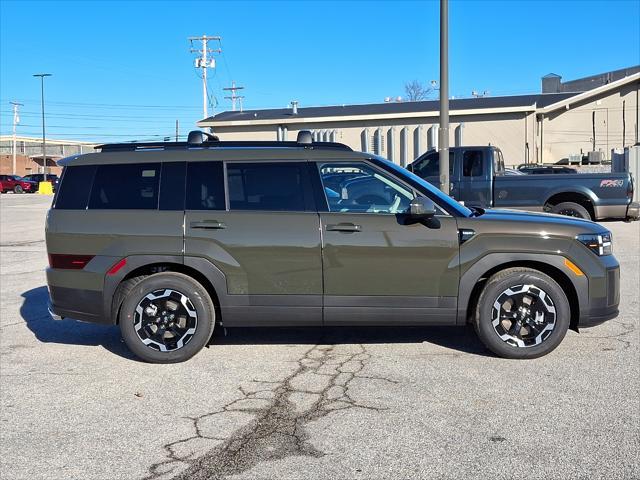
[97,130,352,152]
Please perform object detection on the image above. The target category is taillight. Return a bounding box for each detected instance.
[48,254,94,269]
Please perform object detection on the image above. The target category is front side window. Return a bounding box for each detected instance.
[227,162,310,211]
[89,163,160,210]
[318,162,414,214]
[412,151,455,178]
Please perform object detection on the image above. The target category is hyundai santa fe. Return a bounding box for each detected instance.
[45,131,620,363]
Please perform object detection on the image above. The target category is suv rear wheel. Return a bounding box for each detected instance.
[474,267,570,359]
[118,272,215,363]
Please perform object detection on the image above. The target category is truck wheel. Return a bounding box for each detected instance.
[474,267,570,359]
[551,202,591,220]
[13,185,23,194]
[118,272,215,363]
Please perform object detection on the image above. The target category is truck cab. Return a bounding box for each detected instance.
[409,146,639,221]
[408,146,500,208]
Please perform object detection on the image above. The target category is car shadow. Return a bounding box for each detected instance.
[213,325,491,357]
[20,286,136,360]
[21,286,491,359]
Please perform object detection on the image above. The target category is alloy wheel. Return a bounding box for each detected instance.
[134,289,198,352]
[491,284,556,348]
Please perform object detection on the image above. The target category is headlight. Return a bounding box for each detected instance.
[577,232,612,256]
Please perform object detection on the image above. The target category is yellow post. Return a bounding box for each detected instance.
[37,181,53,195]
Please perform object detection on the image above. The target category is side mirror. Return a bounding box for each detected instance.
[410,196,436,219]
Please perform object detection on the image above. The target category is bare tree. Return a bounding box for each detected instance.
[404,80,432,101]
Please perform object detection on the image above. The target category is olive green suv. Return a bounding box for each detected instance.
[46,131,620,363]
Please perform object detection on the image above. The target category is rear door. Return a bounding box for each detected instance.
[410,150,458,196]
[315,160,460,325]
[183,159,323,326]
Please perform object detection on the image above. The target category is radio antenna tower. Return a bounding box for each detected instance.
[188,35,222,119]
[223,81,245,112]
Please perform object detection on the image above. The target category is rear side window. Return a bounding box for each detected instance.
[54,165,97,209]
[227,162,311,211]
[89,163,160,209]
[186,161,225,210]
[463,151,484,177]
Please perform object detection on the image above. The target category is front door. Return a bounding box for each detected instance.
[316,160,460,325]
[184,160,323,326]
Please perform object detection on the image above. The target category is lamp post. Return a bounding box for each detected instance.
[33,73,52,181]
[438,0,450,195]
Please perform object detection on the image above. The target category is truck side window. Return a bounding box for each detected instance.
[463,151,483,177]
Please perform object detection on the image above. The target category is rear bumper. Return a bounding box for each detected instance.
[47,285,109,324]
[625,201,640,221]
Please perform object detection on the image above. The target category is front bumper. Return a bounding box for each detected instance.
[578,264,620,328]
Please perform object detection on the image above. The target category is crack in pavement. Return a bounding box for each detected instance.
[580,319,637,350]
[143,343,398,480]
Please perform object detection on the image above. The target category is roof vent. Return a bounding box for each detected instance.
[290,100,298,115]
[297,130,312,145]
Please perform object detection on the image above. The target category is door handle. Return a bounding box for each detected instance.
[190,220,226,230]
[326,223,362,232]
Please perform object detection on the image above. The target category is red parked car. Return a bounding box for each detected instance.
[0,174,38,193]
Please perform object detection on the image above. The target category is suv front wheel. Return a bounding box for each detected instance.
[474,267,570,359]
[118,272,215,363]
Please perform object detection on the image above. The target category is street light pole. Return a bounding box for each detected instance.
[33,73,52,181]
[438,0,450,195]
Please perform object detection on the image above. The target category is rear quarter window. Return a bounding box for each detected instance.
[54,165,97,209]
[89,163,160,210]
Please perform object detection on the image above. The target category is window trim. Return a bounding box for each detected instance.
[224,160,316,213]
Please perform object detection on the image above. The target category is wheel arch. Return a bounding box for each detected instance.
[544,189,595,219]
[459,254,584,331]
[105,255,228,325]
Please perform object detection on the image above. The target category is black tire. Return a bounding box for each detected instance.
[118,272,215,363]
[474,267,570,359]
[13,185,23,194]
[551,201,591,220]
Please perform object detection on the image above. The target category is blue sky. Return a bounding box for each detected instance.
[1,0,638,142]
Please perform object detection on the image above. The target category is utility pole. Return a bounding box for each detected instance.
[438,0,450,195]
[189,35,221,119]
[33,73,52,181]
[10,101,23,175]
[175,119,179,142]
[223,81,245,112]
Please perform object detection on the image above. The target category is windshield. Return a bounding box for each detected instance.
[370,155,473,217]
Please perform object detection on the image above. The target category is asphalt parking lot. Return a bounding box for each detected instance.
[1,193,638,480]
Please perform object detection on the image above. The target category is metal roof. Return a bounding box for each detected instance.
[202,93,576,124]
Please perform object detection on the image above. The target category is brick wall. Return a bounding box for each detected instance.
[0,155,62,177]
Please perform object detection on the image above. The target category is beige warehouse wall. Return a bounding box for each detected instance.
[541,81,639,162]
[207,81,637,167]
[213,114,530,166]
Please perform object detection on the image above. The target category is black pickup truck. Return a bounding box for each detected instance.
[408,146,640,221]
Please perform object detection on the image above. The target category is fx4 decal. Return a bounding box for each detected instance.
[600,179,624,188]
